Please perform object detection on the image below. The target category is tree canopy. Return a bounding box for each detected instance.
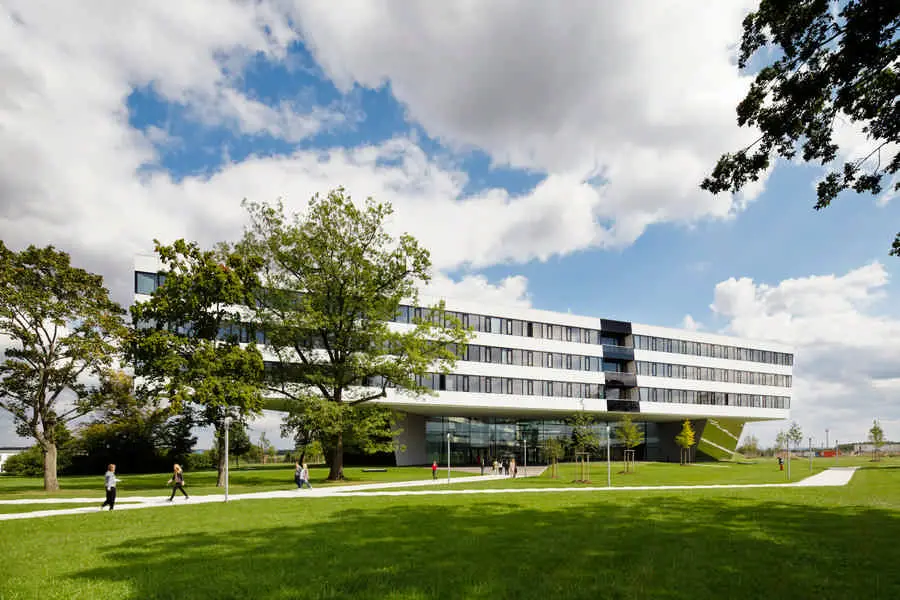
[0,242,124,490]
[239,188,471,480]
[868,419,885,461]
[127,239,265,486]
[702,0,900,256]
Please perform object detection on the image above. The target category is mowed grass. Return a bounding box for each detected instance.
[1,462,898,600]
[451,456,863,489]
[0,503,138,515]
[0,463,457,500]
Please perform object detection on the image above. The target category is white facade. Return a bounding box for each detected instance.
[133,256,794,463]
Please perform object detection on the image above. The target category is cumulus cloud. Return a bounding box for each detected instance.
[423,273,532,308]
[0,1,778,311]
[710,263,900,446]
[679,315,703,331]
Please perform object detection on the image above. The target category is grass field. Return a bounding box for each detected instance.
[450,456,843,489]
[1,460,898,599]
[0,463,460,500]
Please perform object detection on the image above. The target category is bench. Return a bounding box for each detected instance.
[361,468,388,473]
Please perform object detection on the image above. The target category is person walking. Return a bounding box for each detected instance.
[299,463,313,489]
[100,463,120,511]
[167,464,189,501]
[431,460,438,480]
[294,461,303,488]
[511,458,517,478]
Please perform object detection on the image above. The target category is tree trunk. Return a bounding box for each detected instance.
[43,442,60,492]
[216,426,227,487]
[327,432,344,481]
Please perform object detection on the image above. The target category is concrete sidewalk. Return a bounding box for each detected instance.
[0,467,856,522]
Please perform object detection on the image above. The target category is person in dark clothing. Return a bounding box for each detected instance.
[167,464,189,501]
[294,461,303,488]
[100,463,120,511]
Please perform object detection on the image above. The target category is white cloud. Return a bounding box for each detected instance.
[680,315,703,331]
[0,1,777,312]
[710,263,900,446]
[424,273,532,308]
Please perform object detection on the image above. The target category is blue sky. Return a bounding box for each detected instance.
[2,2,899,448]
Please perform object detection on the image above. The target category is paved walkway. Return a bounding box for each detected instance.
[0,467,857,522]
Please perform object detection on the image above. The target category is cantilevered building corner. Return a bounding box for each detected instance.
[134,257,793,466]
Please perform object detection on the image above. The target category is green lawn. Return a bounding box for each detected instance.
[0,503,133,515]
[1,462,898,599]
[0,464,462,500]
[451,456,858,489]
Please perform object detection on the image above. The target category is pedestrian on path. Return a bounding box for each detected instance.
[432,461,438,480]
[167,464,189,501]
[511,458,517,478]
[299,463,312,489]
[294,461,303,488]
[100,464,120,511]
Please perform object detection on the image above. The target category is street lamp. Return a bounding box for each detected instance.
[825,429,829,449]
[223,416,232,502]
[446,432,451,484]
[523,438,528,477]
[809,436,813,473]
[606,423,611,488]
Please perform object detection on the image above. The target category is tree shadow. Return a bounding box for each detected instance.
[70,494,900,600]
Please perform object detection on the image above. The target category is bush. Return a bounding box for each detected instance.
[3,443,73,477]
[184,450,217,471]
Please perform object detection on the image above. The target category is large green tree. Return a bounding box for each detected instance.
[240,188,471,480]
[702,0,900,255]
[127,239,265,486]
[0,243,124,490]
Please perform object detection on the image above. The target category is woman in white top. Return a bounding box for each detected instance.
[101,463,120,511]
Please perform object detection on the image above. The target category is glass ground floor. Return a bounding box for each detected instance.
[424,416,669,466]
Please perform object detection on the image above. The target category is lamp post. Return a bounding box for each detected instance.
[825,429,829,449]
[446,432,451,484]
[223,416,232,503]
[523,438,528,477]
[606,423,611,488]
[809,436,813,473]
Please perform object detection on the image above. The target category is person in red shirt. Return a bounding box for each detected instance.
[432,461,438,480]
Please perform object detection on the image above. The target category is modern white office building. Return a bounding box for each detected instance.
[135,256,793,465]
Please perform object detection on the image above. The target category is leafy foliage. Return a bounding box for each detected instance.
[0,242,125,490]
[239,188,471,479]
[542,437,565,478]
[565,411,600,456]
[616,415,645,450]
[737,434,761,456]
[674,419,696,464]
[702,0,900,255]
[787,421,804,448]
[126,239,265,486]
[868,419,885,461]
[2,425,74,477]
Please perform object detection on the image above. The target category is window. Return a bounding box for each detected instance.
[135,271,158,295]
[490,317,502,334]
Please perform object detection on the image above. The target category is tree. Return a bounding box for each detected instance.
[737,434,761,457]
[868,419,885,461]
[240,188,471,480]
[0,243,125,490]
[217,418,252,467]
[157,406,198,467]
[787,421,804,450]
[257,432,276,462]
[70,370,170,474]
[674,419,696,465]
[702,1,900,256]
[566,411,600,457]
[542,437,565,479]
[616,415,645,473]
[127,239,265,487]
[281,403,322,465]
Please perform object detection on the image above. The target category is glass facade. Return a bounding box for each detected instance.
[425,416,656,465]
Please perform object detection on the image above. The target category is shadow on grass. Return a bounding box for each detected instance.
[67,492,900,600]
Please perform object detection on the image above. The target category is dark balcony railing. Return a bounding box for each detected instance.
[607,399,641,413]
[602,344,635,362]
[603,372,637,387]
